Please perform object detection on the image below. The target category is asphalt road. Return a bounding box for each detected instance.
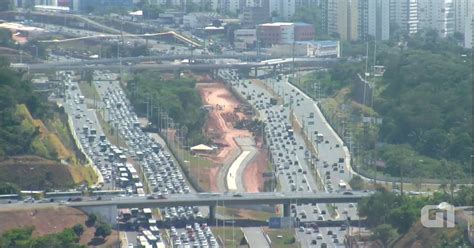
[242,227,270,248]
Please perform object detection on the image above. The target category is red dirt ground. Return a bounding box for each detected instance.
[195,79,270,193]
[243,137,268,192]
[197,82,255,191]
[0,207,119,247]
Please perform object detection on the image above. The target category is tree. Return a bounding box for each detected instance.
[72,224,84,237]
[94,223,112,238]
[371,224,398,248]
[142,4,163,19]
[84,70,93,86]
[86,214,97,227]
[349,175,365,190]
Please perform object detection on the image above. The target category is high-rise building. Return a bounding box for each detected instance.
[389,0,419,35]
[367,0,390,40]
[418,0,455,37]
[464,0,473,48]
[453,0,471,33]
[327,0,359,41]
[269,0,296,21]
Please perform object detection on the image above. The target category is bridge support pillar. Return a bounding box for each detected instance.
[209,205,216,223]
[254,67,258,78]
[272,64,277,76]
[283,203,291,217]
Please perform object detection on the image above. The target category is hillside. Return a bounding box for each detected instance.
[0,207,119,247]
[0,60,96,189]
[394,215,471,248]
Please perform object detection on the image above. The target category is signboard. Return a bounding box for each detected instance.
[268,217,281,228]
[268,217,294,229]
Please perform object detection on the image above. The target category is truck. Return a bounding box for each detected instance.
[338,180,347,189]
[78,95,85,104]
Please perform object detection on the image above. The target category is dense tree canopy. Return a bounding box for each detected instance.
[359,186,474,234]
[375,45,472,174]
[127,71,207,145]
[0,60,47,158]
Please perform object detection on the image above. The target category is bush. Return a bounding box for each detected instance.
[85,214,97,227]
[283,236,296,244]
[72,224,84,237]
[94,223,111,238]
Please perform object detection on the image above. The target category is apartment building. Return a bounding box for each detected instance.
[389,0,419,34]
[268,0,296,21]
[418,0,455,37]
[366,0,390,40]
[327,0,359,41]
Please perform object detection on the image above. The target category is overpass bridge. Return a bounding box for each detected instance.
[69,191,368,223]
[16,58,338,74]
[40,54,290,66]
[0,192,368,224]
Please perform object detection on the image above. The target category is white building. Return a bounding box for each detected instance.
[418,0,455,37]
[366,0,390,40]
[269,0,296,21]
[465,1,473,48]
[268,40,340,57]
[389,0,419,34]
[219,0,242,14]
[453,0,472,34]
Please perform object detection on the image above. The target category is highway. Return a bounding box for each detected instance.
[38,54,315,66]
[1,192,368,209]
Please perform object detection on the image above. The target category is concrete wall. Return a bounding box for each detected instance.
[78,205,118,225]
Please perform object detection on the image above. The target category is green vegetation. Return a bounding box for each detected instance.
[371,224,398,248]
[94,223,112,239]
[292,5,327,39]
[348,175,367,190]
[360,186,474,247]
[294,31,472,180]
[0,182,20,195]
[211,227,245,248]
[127,71,208,145]
[72,224,84,237]
[0,226,85,248]
[265,228,298,248]
[358,186,474,235]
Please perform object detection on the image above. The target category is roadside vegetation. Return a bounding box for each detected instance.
[292,30,472,181]
[126,71,208,145]
[0,58,96,189]
[0,226,85,248]
[264,228,298,248]
[358,186,473,246]
[211,227,245,248]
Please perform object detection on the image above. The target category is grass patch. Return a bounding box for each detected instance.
[78,81,100,102]
[69,164,97,186]
[212,227,245,248]
[216,207,277,221]
[326,204,338,219]
[0,156,75,190]
[264,228,298,248]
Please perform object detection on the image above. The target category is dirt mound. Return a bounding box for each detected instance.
[0,156,75,190]
[0,207,119,247]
